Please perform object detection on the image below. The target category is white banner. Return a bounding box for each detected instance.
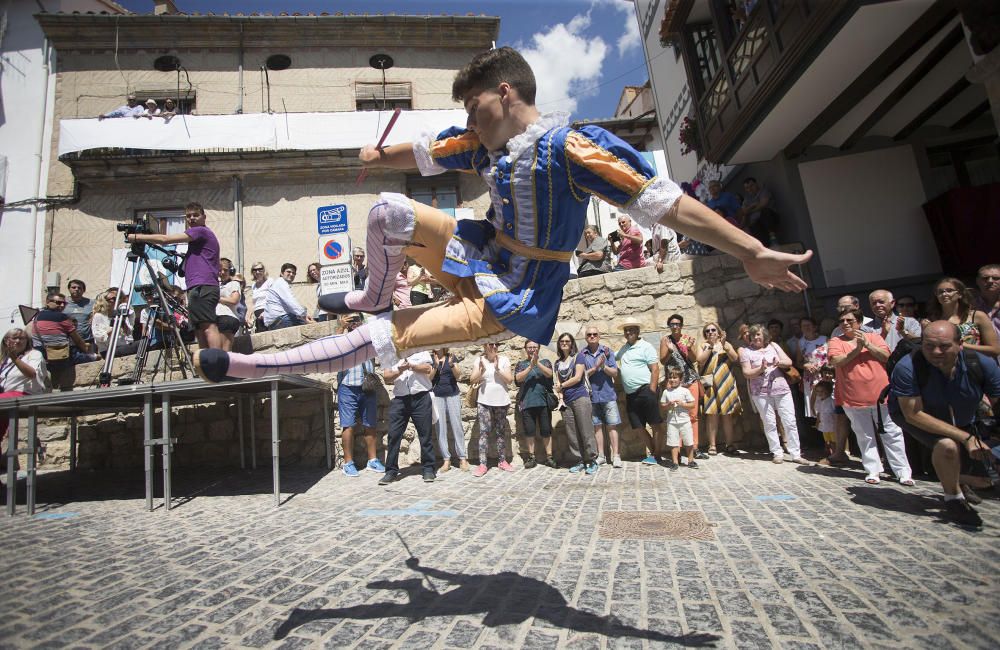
[58,109,467,156]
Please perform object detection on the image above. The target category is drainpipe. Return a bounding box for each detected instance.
[233,175,244,272]
[236,23,244,114]
[28,37,52,308]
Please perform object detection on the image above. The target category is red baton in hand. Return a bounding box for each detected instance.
[356,107,402,185]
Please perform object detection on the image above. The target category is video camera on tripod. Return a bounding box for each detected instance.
[97,214,194,387]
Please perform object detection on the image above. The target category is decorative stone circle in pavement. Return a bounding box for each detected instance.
[598,510,716,540]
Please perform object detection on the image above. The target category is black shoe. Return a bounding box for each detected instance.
[662,459,678,471]
[378,470,399,486]
[422,469,436,483]
[960,484,983,505]
[695,451,709,460]
[317,292,390,315]
[944,498,982,527]
[723,446,741,456]
[544,457,557,469]
[194,349,233,383]
[688,460,699,469]
[524,455,537,469]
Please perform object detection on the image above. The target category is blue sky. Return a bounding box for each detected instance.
[116,0,649,119]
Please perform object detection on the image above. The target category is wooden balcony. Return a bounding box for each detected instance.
[689,0,847,163]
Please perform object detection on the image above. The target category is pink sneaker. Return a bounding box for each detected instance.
[498,460,515,472]
[472,464,488,478]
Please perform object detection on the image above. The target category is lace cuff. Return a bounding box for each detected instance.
[412,130,448,177]
[369,313,399,367]
[625,175,683,230]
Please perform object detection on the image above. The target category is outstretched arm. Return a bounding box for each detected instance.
[662,195,812,292]
[359,143,417,170]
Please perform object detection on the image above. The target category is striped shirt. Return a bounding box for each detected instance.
[31,309,76,350]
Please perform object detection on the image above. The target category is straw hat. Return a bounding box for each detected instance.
[145,98,158,107]
[618,316,643,331]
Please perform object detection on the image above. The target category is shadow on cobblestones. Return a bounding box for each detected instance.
[273,558,719,645]
[846,485,953,523]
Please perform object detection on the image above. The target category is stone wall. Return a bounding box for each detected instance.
[30,255,819,471]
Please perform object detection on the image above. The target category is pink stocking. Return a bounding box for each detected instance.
[222,325,376,379]
[343,197,412,313]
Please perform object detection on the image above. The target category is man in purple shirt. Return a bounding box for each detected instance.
[128,202,222,349]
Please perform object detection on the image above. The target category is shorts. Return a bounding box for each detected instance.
[666,420,694,447]
[338,384,377,430]
[217,315,241,334]
[187,285,220,327]
[625,386,663,429]
[896,417,983,476]
[520,405,552,437]
[591,400,622,427]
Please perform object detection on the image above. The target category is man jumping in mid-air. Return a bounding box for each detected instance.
[194,47,811,383]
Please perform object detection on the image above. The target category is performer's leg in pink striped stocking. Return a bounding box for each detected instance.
[195,325,375,382]
[318,193,414,314]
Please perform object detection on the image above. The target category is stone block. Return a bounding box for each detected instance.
[588,302,617,321]
[655,294,696,312]
[620,295,655,312]
[724,277,760,300]
[693,285,728,307]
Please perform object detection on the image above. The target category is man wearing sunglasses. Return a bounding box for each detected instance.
[29,292,94,391]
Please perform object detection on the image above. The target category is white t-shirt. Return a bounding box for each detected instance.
[0,350,48,394]
[216,280,241,319]
[391,351,434,397]
[815,395,836,433]
[477,355,512,407]
[660,386,694,425]
[251,278,274,315]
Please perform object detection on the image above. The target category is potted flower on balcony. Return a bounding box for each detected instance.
[678,116,702,158]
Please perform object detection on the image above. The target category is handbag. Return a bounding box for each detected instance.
[465,381,480,409]
[545,390,559,411]
[45,344,70,362]
[699,349,715,388]
[360,361,380,393]
[771,343,800,385]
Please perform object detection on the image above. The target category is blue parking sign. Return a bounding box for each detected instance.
[317,204,348,235]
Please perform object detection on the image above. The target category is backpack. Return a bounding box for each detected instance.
[880,347,985,428]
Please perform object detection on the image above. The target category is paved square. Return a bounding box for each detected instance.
[1,454,998,649]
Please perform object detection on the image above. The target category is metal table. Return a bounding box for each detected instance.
[1,375,333,516]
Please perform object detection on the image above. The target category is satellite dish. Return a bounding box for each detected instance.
[369,54,394,70]
[153,55,181,72]
[266,54,292,71]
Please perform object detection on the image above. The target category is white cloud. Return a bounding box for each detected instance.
[519,13,608,114]
[592,0,642,57]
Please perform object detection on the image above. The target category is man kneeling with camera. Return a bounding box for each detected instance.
[889,321,1000,527]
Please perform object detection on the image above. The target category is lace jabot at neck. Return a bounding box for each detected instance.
[500,111,570,161]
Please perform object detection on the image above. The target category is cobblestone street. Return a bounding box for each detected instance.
[1,453,998,649]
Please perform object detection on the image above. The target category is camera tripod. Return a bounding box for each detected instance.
[98,243,194,387]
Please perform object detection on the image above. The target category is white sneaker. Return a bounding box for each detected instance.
[612,455,623,469]
[596,455,607,465]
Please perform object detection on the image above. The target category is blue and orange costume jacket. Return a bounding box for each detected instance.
[413,112,682,344]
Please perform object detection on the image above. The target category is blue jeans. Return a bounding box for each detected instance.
[268,314,304,330]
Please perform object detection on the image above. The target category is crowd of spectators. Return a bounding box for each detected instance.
[323,264,999,528]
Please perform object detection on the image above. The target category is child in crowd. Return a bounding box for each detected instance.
[661,368,697,470]
[811,379,836,459]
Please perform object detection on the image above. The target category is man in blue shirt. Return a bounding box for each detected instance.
[581,327,621,467]
[890,321,1000,527]
[705,181,741,226]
